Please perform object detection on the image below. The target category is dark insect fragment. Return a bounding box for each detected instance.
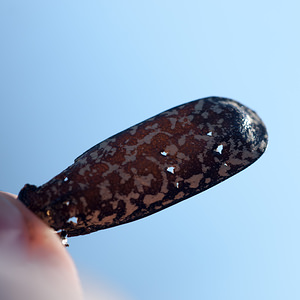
[18,97,268,237]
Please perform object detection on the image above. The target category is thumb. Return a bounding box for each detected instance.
[0,191,83,300]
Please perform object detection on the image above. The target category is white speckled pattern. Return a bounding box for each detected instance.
[18,97,268,237]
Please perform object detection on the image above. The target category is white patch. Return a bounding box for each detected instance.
[216,144,223,154]
[167,166,175,174]
[67,216,78,224]
[207,131,213,136]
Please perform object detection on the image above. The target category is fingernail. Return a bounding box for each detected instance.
[0,196,26,252]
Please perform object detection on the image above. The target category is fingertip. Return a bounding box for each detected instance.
[0,192,27,254]
[0,191,83,299]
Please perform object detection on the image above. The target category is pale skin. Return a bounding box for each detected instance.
[0,191,83,300]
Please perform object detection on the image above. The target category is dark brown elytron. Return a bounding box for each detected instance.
[18,97,268,237]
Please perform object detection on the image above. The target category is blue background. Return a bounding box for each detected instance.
[1,1,299,299]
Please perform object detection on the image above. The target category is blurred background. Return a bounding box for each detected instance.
[1,1,299,299]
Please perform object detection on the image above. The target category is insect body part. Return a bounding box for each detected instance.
[18,97,268,237]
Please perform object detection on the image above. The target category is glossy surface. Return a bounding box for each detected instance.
[18,97,268,237]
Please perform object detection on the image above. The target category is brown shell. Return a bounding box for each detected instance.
[18,97,268,237]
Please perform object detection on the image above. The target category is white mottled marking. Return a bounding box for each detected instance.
[175,191,185,200]
[205,178,211,184]
[229,158,246,165]
[79,196,88,207]
[185,174,204,188]
[167,166,175,174]
[165,144,178,156]
[194,100,204,111]
[164,109,179,117]
[177,151,190,161]
[218,164,230,177]
[134,174,155,188]
[86,210,101,223]
[78,182,88,190]
[197,153,204,163]
[130,125,139,135]
[143,193,164,207]
[78,164,91,176]
[168,118,177,129]
[67,216,78,224]
[101,213,117,224]
[201,111,209,118]
[211,104,223,114]
[90,151,99,160]
[145,123,159,130]
[216,144,223,154]
[178,135,186,146]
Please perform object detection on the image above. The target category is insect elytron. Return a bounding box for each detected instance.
[18,97,268,237]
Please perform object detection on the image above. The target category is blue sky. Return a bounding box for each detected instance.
[1,1,300,299]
